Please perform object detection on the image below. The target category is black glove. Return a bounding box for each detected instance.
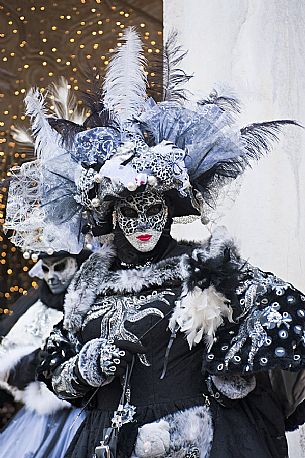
[100,339,146,377]
[37,328,77,379]
[8,349,41,390]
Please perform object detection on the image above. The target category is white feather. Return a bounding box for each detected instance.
[103,27,147,126]
[169,285,233,350]
[49,77,87,124]
[24,88,63,160]
[11,126,33,145]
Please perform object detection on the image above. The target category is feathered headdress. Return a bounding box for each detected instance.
[4,28,299,256]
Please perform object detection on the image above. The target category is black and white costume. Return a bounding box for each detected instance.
[40,228,305,458]
[6,28,304,458]
[0,253,90,458]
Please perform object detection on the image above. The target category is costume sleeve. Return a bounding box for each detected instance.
[38,323,112,400]
[204,262,305,376]
[269,368,305,430]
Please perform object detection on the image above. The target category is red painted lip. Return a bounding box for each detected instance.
[136,234,152,241]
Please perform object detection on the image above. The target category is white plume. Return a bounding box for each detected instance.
[11,126,33,145]
[103,27,147,126]
[169,286,233,350]
[25,88,63,160]
[49,77,87,125]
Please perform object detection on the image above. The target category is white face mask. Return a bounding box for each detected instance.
[115,191,168,252]
[41,257,78,294]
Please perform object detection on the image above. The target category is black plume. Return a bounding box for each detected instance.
[198,89,240,115]
[48,118,86,148]
[186,247,241,301]
[191,119,301,208]
[240,119,301,158]
[163,30,193,103]
[84,108,119,131]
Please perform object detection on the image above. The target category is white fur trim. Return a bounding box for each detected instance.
[22,381,70,415]
[0,345,37,381]
[133,406,213,458]
[64,244,115,331]
[63,243,185,332]
[212,375,256,399]
[169,285,233,350]
[135,420,170,457]
[63,226,239,333]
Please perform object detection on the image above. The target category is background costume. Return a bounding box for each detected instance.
[0,252,90,458]
[6,28,305,457]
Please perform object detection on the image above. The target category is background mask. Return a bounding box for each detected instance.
[41,256,78,294]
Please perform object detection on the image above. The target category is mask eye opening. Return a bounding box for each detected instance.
[41,264,49,273]
[54,260,67,272]
[146,203,163,217]
[120,206,138,218]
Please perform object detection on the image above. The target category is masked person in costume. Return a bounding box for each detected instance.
[9,28,305,458]
[0,250,91,458]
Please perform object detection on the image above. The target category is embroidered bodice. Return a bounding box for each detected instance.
[80,282,206,408]
[43,228,305,416]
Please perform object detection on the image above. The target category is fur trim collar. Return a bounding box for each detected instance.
[63,227,239,333]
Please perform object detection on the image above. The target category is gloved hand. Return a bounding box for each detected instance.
[8,348,41,390]
[77,337,146,387]
[100,339,146,377]
[37,324,78,379]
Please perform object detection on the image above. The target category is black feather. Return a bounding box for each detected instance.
[162,30,193,103]
[240,119,301,158]
[198,89,240,115]
[79,66,104,112]
[186,247,241,302]
[191,119,301,207]
[84,108,119,131]
[48,118,86,148]
[191,156,251,210]
[78,67,120,130]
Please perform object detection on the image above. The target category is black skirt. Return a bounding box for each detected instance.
[64,395,207,458]
[64,381,288,458]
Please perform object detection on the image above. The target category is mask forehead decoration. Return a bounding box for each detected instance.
[115,191,168,252]
[41,256,78,295]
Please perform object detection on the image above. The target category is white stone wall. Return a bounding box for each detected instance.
[166,0,305,289]
[164,1,305,456]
